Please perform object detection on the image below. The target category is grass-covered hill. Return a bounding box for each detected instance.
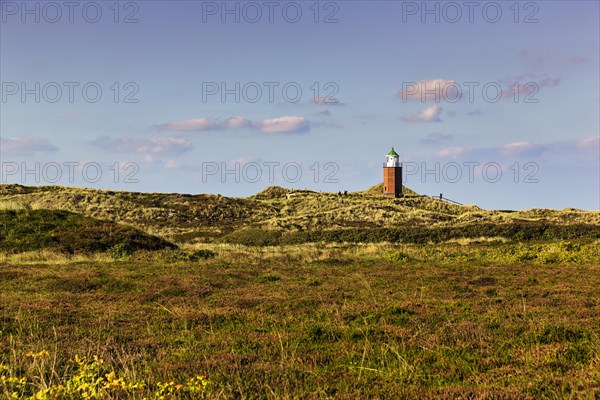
[0,208,175,254]
[1,183,599,246]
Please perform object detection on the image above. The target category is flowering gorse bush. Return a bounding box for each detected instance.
[154,375,209,399]
[0,352,209,399]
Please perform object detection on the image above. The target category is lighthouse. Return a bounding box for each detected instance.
[383,148,403,198]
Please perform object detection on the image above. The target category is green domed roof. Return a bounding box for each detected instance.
[387,148,399,157]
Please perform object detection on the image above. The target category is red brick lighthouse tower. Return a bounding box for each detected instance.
[383,148,403,198]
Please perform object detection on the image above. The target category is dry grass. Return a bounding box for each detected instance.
[2,184,598,245]
[0,249,112,265]
[0,200,31,211]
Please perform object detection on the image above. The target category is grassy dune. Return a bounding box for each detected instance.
[0,209,175,255]
[1,184,598,246]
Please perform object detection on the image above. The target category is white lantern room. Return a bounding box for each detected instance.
[385,148,401,167]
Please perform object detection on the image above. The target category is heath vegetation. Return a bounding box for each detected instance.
[1,184,599,398]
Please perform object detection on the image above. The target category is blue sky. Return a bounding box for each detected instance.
[1,0,599,210]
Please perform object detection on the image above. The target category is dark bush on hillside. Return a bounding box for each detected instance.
[219,223,600,246]
[221,228,282,246]
[156,249,217,263]
[0,209,176,254]
[189,249,217,260]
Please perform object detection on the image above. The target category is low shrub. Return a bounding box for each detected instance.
[259,274,281,283]
[188,249,217,260]
[111,243,133,260]
[0,209,176,254]
[385,251,412,263]
[221,228,282,246]
[219,223,600,246]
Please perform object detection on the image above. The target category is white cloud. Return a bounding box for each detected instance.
[398,75,560,103]
[435,146,471,158]
[501,141,547,157]
[158,118,220,132]
[402,105,443,123]
[578,136,600,149]
[224,116,252,129]
[158,115,310,134]
[231,156,258,165]
[499,73,560,98]
[398,79,460,102]
[254,116,309,133]
[434,137,596,160]
[91,136,194,157]
[0,137,58,156]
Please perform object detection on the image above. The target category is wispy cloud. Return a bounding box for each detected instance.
[398,74,560,103]
[435,146,471,158]
[90,136,194,157]
[501,141,547,157]
[570,56,589,65]
[498,73,560,98]
[0,137,58,156]
[576,136,599,150]
[515,50,553,67]
[420,132,453,145]
[158,115,310,134]
[158,118,221,132]
[402,105,443,123]
[253,116,310,133]
[435,137,598,160]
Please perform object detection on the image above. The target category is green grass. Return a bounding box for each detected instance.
[1,242,599,398]
[0,209,175,254]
